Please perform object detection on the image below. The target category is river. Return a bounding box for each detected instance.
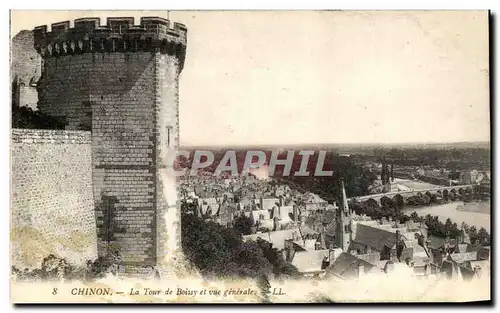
[394,178,490,231]
[401,201,491,232]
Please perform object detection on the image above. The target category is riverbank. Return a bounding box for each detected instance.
[456,201,490,215]
[401,201,490,232]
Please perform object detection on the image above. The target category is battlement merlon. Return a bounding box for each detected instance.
[32,17,187,68]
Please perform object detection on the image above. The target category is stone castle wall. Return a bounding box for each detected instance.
[11,129,97,269]
[31,17,187,270]
[11,30,41,110]
[11,30,41,85]
[155,53,182,267]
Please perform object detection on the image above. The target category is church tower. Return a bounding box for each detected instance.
[335,180,352,252]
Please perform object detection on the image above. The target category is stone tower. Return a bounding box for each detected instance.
[335,180,351,252]
[32,17,187,273]
[11,30,41,110]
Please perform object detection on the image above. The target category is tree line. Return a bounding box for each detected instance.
[181,207,300,279]
[350,200,491,246]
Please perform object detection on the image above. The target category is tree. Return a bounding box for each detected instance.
[180,211,297,279]
[477,227,490,245]
[12,105,67,129]
[448,170,461,180]
[228,241,273,277]
[256,239,300,278]
[256,274,272,303]
[422,194,431,205]
[469,226,478,240]
[409,211,419,221]
[233,215,254,235]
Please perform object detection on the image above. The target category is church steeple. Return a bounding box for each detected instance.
[341,180,350,215]
[460,222,471,244]
[335,180,352,252]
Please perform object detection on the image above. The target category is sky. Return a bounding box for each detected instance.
[11,10,490,146]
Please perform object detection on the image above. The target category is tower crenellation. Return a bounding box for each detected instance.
[33,17,187,68]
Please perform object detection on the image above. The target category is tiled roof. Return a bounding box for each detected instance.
[441,257,478,281]
[469,260,489,274]
[291,250,330,273]
[427,235,457,250]
[404,240,428,258]
[353,224,398,251]
[279,206,294,223]
[243,228,314,250]
[321,210,336,224]
[327,252,375,280]
[201,204,220,216]
[356,252,381,265]
[450,252,478,264]
[251,209,270,222]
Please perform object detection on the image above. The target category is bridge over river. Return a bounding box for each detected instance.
[350,184,474,206]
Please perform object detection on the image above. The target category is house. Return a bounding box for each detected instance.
[440,256,480,281]
[290,250,330,277]
[427,235,458,265]
[350,223,404,261]
[201,204,220,217]
[242,226,318,251]
[250,209,271,224]
[198,197,218,207]
[468,260,490,278]
[325,252,381,281]
[449,252,478,266]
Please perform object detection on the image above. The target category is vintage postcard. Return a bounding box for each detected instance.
[10,10,491,303]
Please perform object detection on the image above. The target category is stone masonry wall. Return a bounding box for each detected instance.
[11,129,97,269]
[33,17,187,271]
[11,30,41,109]
[155,53,182,267]
[11,30,41,85]
[38,53,158,266]
[91,53,157,266]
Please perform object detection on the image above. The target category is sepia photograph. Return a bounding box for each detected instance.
[9,9,491,304]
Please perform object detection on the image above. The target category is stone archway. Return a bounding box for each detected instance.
[365,198,380,208]
[392,194,405,209]
[442,189,449,200]
[380,196,394,208]
[425,191,437,204]
[464,186,474,201]
[449,189,456,201]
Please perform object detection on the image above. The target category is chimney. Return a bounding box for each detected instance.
[273,217,278,231]
[228,205,234,224]
[391,164,394,182]
[293,206,298,222]
[284,241,295,262]
[395,230,402,260]
[358,265,365,278]
[298,213,305,226]
[314,241,321,250]
[473,265,482,278]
